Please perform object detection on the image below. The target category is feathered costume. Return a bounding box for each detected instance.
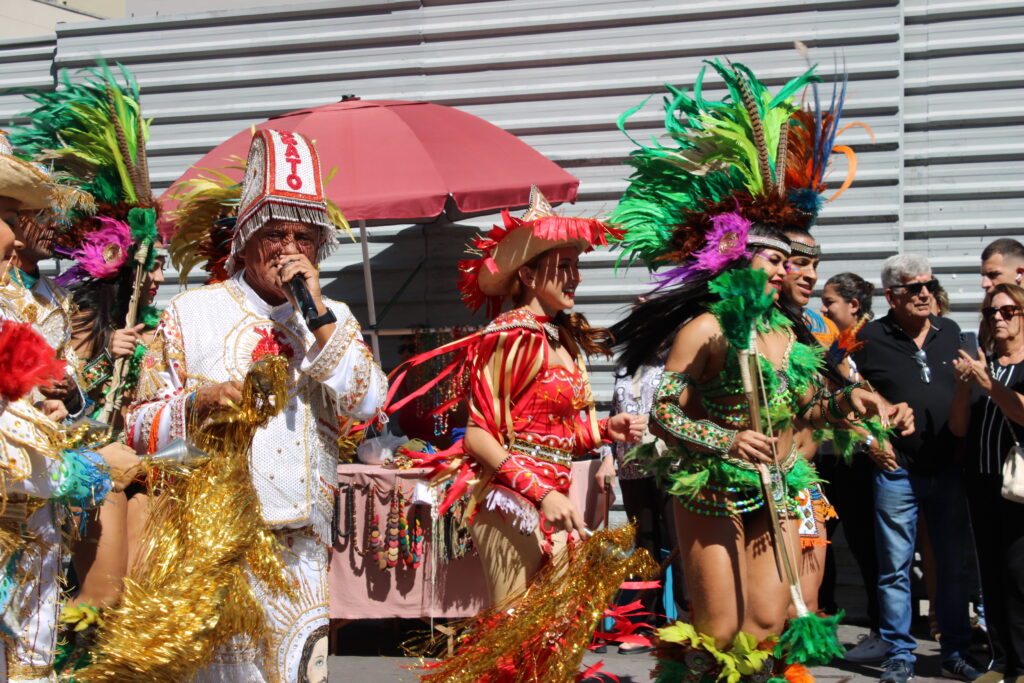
[609,58,879,681]
[8,63,163,427]
[0,131,121,683]
[382,188,657,681]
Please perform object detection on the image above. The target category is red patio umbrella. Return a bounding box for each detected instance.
[160,97,580,356]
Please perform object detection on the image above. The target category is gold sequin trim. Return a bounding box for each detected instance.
[7,662,53,678]
[307,316,358,384]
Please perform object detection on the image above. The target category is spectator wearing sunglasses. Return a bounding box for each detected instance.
[950,283,1024,683]
[981,239,1024,295]
[852,254,979,683]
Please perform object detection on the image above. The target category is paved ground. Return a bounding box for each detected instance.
[327,492,987,681]
[328,623,963,682]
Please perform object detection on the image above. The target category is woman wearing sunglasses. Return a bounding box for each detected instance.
[950,284,1024,683]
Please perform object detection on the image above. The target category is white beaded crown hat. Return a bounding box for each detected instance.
[229,128,339,274]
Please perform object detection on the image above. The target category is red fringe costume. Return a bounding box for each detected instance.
[380,188,657,682]
[387,306,609,548]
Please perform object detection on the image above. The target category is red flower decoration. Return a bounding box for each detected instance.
[251,326,295,363]
[0,321,66,402]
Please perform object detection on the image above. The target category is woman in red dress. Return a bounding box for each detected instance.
[390,187,645,604]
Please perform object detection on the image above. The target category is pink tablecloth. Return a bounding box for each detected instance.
[329,460,605,620]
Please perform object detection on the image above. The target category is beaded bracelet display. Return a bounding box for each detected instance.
[653,371,738,455]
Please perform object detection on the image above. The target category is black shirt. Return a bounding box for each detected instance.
[967,359,1024,475]
[852,311,961,472]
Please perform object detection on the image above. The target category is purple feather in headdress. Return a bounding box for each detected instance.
[653,211,752,289]
[55,217,132,287]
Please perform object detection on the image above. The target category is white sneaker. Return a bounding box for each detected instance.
[845,632,889,664]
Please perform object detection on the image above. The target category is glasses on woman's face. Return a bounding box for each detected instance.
[890,279,939,297]
[913,349,931,384]
[982,304,1023,321]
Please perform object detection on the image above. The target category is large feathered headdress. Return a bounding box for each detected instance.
[9,63,159,282]
[612,57,867,281]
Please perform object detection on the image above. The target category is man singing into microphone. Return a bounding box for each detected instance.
[127,129,387,682]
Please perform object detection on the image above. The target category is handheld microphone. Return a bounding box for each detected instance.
[289,274,318,326]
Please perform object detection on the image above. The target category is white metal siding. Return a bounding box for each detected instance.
[903,1,1024,322]
[2,0,1013,401]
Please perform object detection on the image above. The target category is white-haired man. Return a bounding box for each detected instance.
[128,129,387,682]
[852,254,978,683]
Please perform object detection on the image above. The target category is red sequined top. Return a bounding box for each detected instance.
[510,362,602,456]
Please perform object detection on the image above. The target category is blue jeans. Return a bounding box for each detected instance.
[874,466,972,664]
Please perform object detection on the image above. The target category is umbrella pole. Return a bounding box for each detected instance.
[358,219,381,361]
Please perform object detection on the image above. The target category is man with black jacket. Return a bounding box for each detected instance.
[853,254,979,683]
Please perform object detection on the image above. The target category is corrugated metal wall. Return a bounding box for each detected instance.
[1,0,1020,402]
[902,0,1024,323]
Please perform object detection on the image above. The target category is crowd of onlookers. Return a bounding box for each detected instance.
[610,237,1024,683]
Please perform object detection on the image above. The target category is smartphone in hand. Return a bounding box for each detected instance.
[960,331,979,359]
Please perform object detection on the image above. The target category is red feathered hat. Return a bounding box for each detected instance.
[457,186,621,318]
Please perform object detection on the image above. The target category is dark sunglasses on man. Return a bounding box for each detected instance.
[982,304,1023,321]
[889,279,939,296]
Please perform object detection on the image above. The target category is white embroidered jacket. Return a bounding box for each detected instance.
[0,275,85,413]
[0,280,84,498]
[0,400,65,499]
[126,272,387,542]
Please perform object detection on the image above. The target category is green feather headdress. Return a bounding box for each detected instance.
[9,62,152,211]
[611,59,818,271]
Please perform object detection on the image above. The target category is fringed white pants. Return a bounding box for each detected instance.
[193,529,329,683]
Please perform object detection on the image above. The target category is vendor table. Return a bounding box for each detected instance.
[329,460,606,620]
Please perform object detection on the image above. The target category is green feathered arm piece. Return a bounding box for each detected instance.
[706,268,774,351]
[825,416,896,465]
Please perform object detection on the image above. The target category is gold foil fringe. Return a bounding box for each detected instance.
[416,522,657,682]
[75,355,294,681]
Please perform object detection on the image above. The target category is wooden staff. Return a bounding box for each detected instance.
[97,240,151,430]
[738,328,809,615]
